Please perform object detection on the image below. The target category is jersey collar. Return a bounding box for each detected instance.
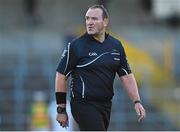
[84,32,109,43]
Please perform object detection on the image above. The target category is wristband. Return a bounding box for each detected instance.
[57,106,67,114]
[55,92,66,104]
[134,100,141,104]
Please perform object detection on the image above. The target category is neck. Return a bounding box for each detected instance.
[93,32,105,43]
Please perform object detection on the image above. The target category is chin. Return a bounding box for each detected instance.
[87,32,94,35]
[87,31,96,35]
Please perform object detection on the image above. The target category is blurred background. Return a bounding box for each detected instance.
[0,0,180,131]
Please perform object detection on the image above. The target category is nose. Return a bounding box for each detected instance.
[86,18,93,25]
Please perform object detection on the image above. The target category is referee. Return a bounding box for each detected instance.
[55,5,146,131]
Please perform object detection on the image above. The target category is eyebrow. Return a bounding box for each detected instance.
[85,16,98,19]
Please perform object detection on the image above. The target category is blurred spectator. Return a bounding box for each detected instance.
[166,13,180,28]
[23,0,40,26]
[48,99,79,131]
[139,0,152,13]
[28,91,50,131]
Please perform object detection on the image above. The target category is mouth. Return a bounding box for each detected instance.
[87,27,94,31]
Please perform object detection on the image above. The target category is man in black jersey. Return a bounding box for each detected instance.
[55,5,146,131]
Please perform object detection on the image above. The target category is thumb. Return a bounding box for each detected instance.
[135,105,141,116]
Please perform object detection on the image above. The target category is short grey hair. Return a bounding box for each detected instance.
[88,5,109,19]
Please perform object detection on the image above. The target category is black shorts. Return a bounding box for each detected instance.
[70,98,112,131]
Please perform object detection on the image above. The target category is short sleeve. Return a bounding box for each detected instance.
[117,46,132,77]
[56,42,78,77]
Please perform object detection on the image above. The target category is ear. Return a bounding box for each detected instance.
[103,18,109,27]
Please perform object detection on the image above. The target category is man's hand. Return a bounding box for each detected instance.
[134,103,146,122]
[56,113,69,128]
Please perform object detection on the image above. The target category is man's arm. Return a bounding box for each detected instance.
[120,73,146,122]
[120,73,140,101]
[55,72,69,128]
[55,72,67,93]
[55,42,78,128]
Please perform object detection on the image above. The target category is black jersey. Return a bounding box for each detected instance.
[56,33,131,102]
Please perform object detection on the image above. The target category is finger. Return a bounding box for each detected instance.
[61,120,68,128]
[61,123,67,128]
[143,109,146,118]
[59,122,62,126]
[138,115,144,122]
[59,121,64,127]
[135,107,141,116]
[64,123,69,129]
[61,121,67,126]
[140,108,146,117]
[57,120,62,125]
[137,109,145,122]
[139,110,145,121]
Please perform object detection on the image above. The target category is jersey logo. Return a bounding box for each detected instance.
[89,52,98,56]
[114,58,120,61]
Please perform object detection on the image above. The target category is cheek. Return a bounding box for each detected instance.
[97,23,104,30]
[95,22,103,28]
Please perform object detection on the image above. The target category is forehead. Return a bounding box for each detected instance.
[85,8,103,18]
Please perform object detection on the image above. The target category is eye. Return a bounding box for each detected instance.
[92,17,98,21]
[85,16,89,20]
